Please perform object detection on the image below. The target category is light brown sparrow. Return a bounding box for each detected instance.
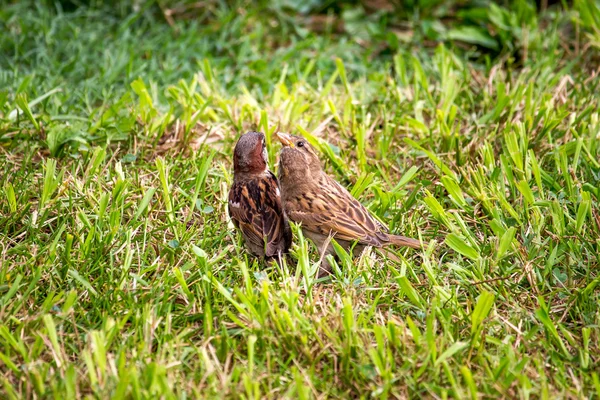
[276,132,421,276]
[228,131,292,263]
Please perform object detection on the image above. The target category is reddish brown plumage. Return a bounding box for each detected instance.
[228,131,291,262]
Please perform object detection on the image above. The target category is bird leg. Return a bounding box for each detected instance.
[303,230,336,278]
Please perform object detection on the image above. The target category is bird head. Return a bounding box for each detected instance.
[276,132,323,181]
[233,131,268,174]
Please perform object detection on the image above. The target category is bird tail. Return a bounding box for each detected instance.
[386,234,423,249]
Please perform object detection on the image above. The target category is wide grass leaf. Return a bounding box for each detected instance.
[446,233,480,261]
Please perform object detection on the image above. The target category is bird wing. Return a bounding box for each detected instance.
[228,172,290,257]
[284,174,387,246]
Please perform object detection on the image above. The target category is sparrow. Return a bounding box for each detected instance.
[276,132,422,276]
[228,131,292,263]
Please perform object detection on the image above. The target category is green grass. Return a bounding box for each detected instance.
[1,0,600,398]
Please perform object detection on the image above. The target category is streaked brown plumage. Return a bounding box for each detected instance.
[276,132,421,276]
[228,131,291,263]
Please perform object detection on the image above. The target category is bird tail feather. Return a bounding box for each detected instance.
[386,234,422,249]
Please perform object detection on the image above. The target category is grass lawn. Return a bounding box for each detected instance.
[1,0,599,398]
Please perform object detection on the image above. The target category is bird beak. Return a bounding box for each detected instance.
[276,132,294,148]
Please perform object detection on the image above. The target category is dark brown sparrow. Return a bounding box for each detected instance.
[276,132,421,276]
[228,131,292,263]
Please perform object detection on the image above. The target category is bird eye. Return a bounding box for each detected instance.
[297,141,304,147]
